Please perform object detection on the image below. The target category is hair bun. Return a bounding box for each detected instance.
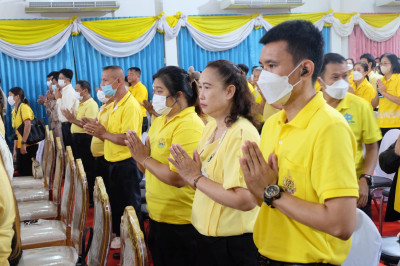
[188,66,200,83]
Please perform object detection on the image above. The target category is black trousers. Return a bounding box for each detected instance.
[108,157,143,236]
[257,253,336,266]
[142,117,149,133]
[148,219,197,266]
[72,133,96,204]
[94,156,110,195]
[16,144,38,176]
[61,122,73,148]
[195,232,258,266]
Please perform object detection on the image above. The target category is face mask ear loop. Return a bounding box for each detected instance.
[288,61,305,78]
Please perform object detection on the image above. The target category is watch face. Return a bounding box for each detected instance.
[266,185,279,197]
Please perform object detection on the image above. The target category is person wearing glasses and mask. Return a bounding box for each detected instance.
[377,53,400,137]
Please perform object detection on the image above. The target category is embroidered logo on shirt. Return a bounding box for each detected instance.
[283,172,296,194]
[344,113,355,124]
[158,138,165,147]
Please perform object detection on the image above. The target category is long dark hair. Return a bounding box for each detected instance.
[205,60,258,128]
[9,87,29,108]
[153,66,202,116]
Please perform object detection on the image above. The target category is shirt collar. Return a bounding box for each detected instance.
[113,91,131,109]
[336,93,350,112]
[277,92,326,129]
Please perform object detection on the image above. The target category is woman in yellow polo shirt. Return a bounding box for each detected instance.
[125,66,204,266]
[9,87,38,176]
[169,60,260,265]
[377,53,400,136]
[351,61,378,108]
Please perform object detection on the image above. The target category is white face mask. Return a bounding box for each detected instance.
[52,84,57,90]
[75,91,83,101]
[381,65,391,75]
[96,90,108,104]
[256,62,303,105]
[152,94,174,116]
[58,79,66,88]
[323,79,349,100]
[7,96,15,106]
[46,80,52,87]
[347,64,354,71]
[352,71,363,81]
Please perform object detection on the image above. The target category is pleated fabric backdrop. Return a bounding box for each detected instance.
[0,38,75,145]
[178,27,331,74]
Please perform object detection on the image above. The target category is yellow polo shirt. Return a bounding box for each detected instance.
[314,80,322,92]
[263,103,280,123]
[378,74,400,128]
[248,82,255,94]
[336,93,382,177]
[146,106,204,224]
[253,88,264,122]
[368,71,383,90]
[104,92,142,162]
[0,156,16,266]
[71,98,98,134]
[350,78,377,105]
[192,117,260,236]
[90,102,113,157]
[129,81,148,117]
[254,92,359,264]
[11,103,35,148]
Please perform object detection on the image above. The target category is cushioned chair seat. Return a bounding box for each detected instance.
[14,187,49,202]
[18,246,78,266]
[381,236,400,264]
[18,201,58,221]
[12,176,44,189]
[21,219,66,246]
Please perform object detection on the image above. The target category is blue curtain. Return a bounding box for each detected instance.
[72,33,165,102]
[178,27,330,75]
[1,38,75,145]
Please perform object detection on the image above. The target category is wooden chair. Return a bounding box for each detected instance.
[87,176,112,266]
[18,158,89,265]
[13,130,56,202]
[121,206,149,266]
[12,125,51,186]
[20,146,75,250]
[17,137,64,221]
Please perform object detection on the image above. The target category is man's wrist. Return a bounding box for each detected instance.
[359,174,373,186]
[21,141,26,145]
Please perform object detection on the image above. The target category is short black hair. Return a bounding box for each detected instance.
[360,53,376,68]
[47,71,58,79]
[259,20,324,84]
[128,67,141,76]
[76,80,91,93]
[59,69,73,80]
[319,53,346,78]
[380,53,400,74]
[237,64,249,75]
[51,72,59,82]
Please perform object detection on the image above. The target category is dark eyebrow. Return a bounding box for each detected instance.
[261,59,278,64]
[200,82,212,86]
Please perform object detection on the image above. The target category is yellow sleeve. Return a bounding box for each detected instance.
[361,102,382,144]
[136,84,149,105]
[20,104,34,122]
[168,119,204,172]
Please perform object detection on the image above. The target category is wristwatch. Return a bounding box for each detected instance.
[359,174,373,186]
[21,141,26,145]
[264,185,283,208]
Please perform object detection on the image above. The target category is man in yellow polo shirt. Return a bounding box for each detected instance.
[319,53,382,217]
[127,67,149,133]
[83,65,143,248]
[240,20,359,265]
[62,80,98,206]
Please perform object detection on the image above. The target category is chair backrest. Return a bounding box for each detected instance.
[60,146,76,242]
[88,176,112,266]
[375,129,400,180]
[342,209,382,266]
[71,159,89,253]
[120,206,148,266]
[53,137,65,218]
[44,130,56,189]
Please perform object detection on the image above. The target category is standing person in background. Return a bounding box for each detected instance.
[377,53,400,137]
[55,68,78,148]
[46,74,64,148]
[62,80,98,206]
[351,61,378,108]
[0,78,6,124]
[346,58,355,85]
[83,65,143,249]
[319,53,381,217]
[126,66,204,266]
[9,87,39,176]
[128,67,149,133]
[360,53,382,108]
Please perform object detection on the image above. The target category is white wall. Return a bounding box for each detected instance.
[1,0,400,64]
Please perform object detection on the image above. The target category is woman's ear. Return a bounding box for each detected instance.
[225,84,236,100]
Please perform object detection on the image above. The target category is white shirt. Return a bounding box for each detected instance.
[56,83,78,123]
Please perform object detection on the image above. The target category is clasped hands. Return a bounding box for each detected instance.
[82,117,106,139]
